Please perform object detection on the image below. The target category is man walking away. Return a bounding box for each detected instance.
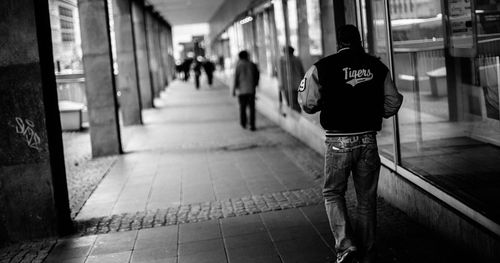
[298,25,403,263]
[203,59,216,86]
[193,58,202,89]
[233,50,259,131]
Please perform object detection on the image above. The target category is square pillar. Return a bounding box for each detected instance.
[320,0,338,56]
[155,19,166,90]
[144,9,160,99]
[131,0,153,109]
[113,0,142,125]
[296,0,313,67]
[159,23,170,87]
[78,0,122,157]
[0,0,72,243]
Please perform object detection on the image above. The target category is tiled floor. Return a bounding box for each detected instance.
[42,78,477,263]
[46,207,337,263]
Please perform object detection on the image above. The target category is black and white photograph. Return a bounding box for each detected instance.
[1,0,499,262]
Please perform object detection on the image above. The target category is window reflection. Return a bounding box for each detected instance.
[306,0,322,56]
[390,0,500,223]
[359,0,395,159]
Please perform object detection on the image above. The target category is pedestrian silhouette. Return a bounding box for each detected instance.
[233,50,259,131]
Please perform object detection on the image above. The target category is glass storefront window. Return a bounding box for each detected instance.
[273,0,287,49]
[359,0,395,159]
[255,13,268,75]
[287,0,299,54]
[306,0,322,56]
[389,0,500,223]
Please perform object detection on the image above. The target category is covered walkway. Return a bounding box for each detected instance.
[34,78,474,263]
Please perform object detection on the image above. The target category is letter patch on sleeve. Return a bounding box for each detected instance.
[298,78,306,92]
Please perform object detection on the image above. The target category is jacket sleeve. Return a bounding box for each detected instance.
[298,65,322,114]
[383,72,403,118]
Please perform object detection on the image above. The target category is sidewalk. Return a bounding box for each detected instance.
[2,77,474,263]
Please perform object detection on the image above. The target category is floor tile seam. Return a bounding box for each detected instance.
[143,160,164,214]
[217,219,231,263]
[229,152,253,202]
[258,213,285,263]
[297,207,336,253]
[72,157,119,220]
[129,141,285,155]
[202,149,220,206]
[254,149,292,193]
[124,229,140,263]
[281,146,324,183]
[108,168,145,216]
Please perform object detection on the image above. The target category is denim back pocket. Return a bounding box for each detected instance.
[325,139,352,169]
[359,143,380,171]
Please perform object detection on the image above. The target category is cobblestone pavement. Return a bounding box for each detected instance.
[0,240,55,263]
[62,131,118,219]
[74,187,324,235]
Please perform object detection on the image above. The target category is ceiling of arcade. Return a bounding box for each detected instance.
[147,0,226,25]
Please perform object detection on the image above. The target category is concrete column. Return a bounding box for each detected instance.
[144,9,160,99]
[113,0,142,125]
[154,18,166,93]
[159,23,170,86]
[131,0,153,108]
[296,0,312,67]
[320,0,338,56]
[79,0,122,157]
[166,25,175,83]
[343,0,357,25]
[0,0,72,243]
[164,25,174,84]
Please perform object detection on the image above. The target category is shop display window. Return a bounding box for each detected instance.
[306,0,322,56]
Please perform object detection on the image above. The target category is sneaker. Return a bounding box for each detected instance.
[336,247,358,263]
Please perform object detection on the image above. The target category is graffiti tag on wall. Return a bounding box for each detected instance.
[14,117,42,151]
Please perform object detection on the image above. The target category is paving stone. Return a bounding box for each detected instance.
[73,186,323,235]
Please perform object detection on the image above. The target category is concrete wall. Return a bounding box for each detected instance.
[79,0,122,157]
[0,0,71,243]
[379,167,500,262]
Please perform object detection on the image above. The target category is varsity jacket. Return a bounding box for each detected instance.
[298,48,403,136]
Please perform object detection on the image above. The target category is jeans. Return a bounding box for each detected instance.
[238,94,255,129]
[323,133,380,263]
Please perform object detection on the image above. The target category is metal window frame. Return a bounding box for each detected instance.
[378,0,500,237]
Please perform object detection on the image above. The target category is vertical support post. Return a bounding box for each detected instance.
[79,0,122,157]
[144,9,159,100]
[296,0,311,66]
[0,0,72,243]
[155,18,166,91]
[411,51,423,152]
[496,56,500,118]
[282,0,294,110]
[320,0,338,56]
[113,0,142,125]
[132,0,153,108]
